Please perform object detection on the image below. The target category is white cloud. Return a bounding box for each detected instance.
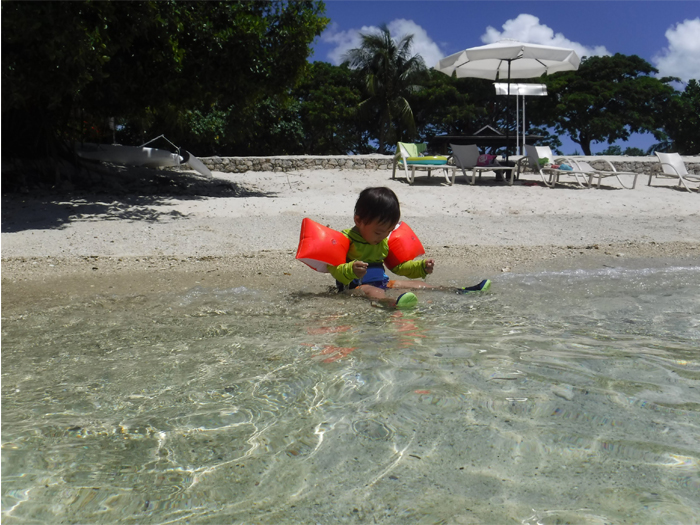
[321,19,444,68]
[321,22,366,65]
[482,14,609,59]
[386,19,444,68]
[653,18,700,82]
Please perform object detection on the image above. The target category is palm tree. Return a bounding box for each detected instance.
[344,25,427,153]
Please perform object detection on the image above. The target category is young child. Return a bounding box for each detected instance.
[327,187,490,308]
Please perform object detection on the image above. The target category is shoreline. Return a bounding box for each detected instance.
[2,166,699,308]
[3,241,698,309]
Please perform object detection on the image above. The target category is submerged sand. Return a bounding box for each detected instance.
[2,166,699,308]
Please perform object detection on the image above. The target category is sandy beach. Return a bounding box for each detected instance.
[2,165,699,307]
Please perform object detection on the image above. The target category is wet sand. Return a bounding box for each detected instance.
[2,165,699,308]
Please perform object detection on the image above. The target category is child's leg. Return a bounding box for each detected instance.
[351,284,417,308]
[388,279,491,293]
[387,280,438,290]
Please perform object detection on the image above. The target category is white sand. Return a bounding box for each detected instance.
[2,167,699,305]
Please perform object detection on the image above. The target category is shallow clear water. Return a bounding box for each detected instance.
[2,265,700,524]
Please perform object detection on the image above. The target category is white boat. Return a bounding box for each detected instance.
[76,141,212,178]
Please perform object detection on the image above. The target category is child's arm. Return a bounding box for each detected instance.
[327,260,367,284]
[353,260,368,278]
[389,258,434,279]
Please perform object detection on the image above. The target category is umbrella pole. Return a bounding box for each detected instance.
[516,88,520,155]
[506,61,511,160]
[522,95,526,155]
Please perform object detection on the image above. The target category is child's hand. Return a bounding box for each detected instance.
[352,260,368,279]
[424,258,435,274]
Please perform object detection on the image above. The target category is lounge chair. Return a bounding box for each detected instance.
[651,152,700,192]
[517,145,589,188]
[392,142,449,185]
[448,144,516,185]
[565,158,639,189]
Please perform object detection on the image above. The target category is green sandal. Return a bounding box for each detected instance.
[457,279,491,293]
[395,292,418,309]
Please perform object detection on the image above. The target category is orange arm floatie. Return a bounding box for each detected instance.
[385,221,425,270]
[295,218,350,273]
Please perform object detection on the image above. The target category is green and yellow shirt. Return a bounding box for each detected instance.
[327,228,428,285]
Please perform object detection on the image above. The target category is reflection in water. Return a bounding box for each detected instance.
[2,266,700,523]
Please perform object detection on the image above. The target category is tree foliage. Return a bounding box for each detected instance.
[295,62,372,154]
[184,62,371,156]
[597,145,646,156]
[411,72,484,139]
[660,79,700,155]
[3,1,696,180]
[343,25,428,153]
[530,54,677,155]
[2,0,328,159]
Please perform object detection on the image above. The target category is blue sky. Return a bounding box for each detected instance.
[310,1,700,154]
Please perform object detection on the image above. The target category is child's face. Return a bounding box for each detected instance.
[354,216,397,245]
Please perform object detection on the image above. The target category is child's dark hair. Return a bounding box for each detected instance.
[354,187,401,225]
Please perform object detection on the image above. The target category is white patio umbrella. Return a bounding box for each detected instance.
[435,40,580,157]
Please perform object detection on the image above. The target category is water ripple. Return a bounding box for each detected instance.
[3,267,700,523]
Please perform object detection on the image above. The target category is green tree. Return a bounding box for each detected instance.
[526,126,564,155]
[343,25,428,153]
[294,62,371,154]
[598,145,646,156]
[2,1,328,162]
[597,145,622,155]
[661,79,700,155]
[532,54,677,155]
[410,72,562,155]
[244,97,305,155]
[623,146,646,156]
[180,62,370,156]
[189,96,307,157]
[411,72,483,139]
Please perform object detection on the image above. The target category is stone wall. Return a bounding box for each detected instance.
[199,155,394,173]
[199,154,700,175]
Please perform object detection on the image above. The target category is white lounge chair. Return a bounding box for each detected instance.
[448,144,516,185]
[517,145,589,188]
[392,142,449,185]
[651,152,700,192]
[566,158,639,189]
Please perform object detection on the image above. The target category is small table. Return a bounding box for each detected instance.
[450,162,517,185]
[430,135,545,157]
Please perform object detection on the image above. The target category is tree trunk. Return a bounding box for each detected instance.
[577,133,592,155]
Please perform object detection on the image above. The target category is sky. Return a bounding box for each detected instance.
[310,0,700,154]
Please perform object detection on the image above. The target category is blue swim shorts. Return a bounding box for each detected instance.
[336,262,389,291]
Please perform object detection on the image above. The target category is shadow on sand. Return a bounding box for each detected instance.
[2,163,276,233]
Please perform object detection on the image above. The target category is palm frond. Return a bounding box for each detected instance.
[342,23,427,147]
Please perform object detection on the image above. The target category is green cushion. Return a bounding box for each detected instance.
[406,156,447,165]
[397,142,427,158]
